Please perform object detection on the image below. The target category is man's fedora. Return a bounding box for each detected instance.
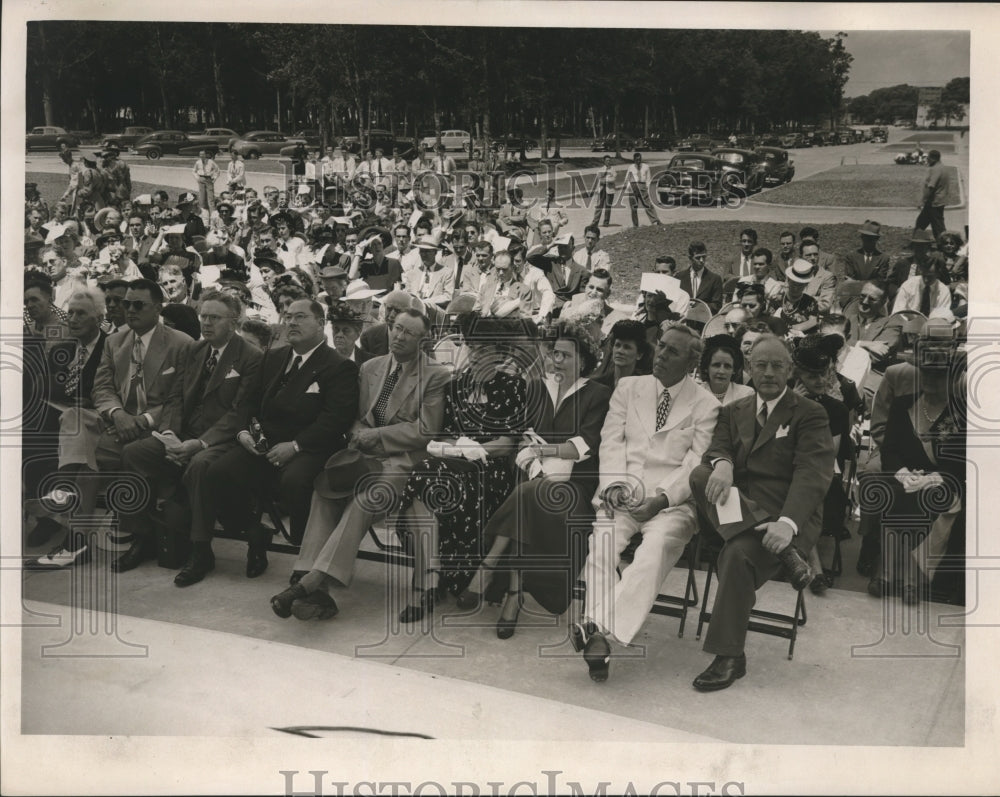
[858,220,881,238]
[313,448,383,500]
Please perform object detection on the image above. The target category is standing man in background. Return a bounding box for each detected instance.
[914,149,950,239]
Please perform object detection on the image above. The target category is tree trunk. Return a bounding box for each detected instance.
[276,88,282,132]
[668,87,679,135]
[589,106,597,139]
[540,104,548,159]
[37,22,55,125]
[644,103,650,138]
[212,37,226,125]
[613,102,621,158]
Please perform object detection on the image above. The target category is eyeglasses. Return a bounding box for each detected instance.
[391,324,421,340]
[548,349,573,362]
[121,300,153,311]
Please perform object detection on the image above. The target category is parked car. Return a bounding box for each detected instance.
[338,129,415,158]
[871,127,888,143]
[101,126,155,149]
[634,132,676,152]
[836,129,854,145]
[187,127,240,150]
[674,133,717,152]
[780,132,803,149]
[490,135,538,153]
[591,133,636,152]
[710,148,768,193]
[25,125,80,151]
[229,130,307,159]
[656,152,752,207]
[420,129,472,152]
[134,130,219,159]
[755,146,796,186]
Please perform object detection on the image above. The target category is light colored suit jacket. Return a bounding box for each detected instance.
[598,374,719,508]
[805,265,837,313]
[92,323,194,433]
[351,352,450,468]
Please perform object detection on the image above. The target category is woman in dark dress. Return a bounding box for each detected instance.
[873,324,965,605]
[457,320,612,638]
[396,314,540,622]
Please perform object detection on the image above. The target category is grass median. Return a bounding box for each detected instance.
[750,164,959,208]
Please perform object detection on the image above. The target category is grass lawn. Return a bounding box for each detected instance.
[901,132,958,142]
[599,220,917,304]
[751,164,959,208]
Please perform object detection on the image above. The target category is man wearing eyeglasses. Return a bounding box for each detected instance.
[843,280,901,372]
[269,308,449,621]
[112,291,263,583]
[32,279,194,571]
[201,298,360,576]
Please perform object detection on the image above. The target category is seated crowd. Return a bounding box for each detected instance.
[21,172,968,692]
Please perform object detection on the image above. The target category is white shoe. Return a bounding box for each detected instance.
[25,545,91,571]
[40,489,76,510]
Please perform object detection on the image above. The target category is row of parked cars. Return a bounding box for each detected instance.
[655,146,795,207]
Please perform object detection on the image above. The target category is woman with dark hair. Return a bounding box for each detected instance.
[736,282,768,319]
[699,334,754,405]
[936,231,968,282]
[160,303,201,340]
[593,319,653,388]
[457,320,612,638]
[396,313,540,622]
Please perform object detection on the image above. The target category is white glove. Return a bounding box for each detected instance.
[515,445,539,471]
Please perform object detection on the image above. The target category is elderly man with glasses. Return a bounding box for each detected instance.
[844,279,902,372]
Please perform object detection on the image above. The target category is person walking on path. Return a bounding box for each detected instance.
[914,149,950,240]
[624,153,660,228]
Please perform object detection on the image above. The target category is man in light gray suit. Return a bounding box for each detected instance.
[269,308,450,620]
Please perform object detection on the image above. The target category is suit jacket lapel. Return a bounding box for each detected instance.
[204,336,241,395]
[385,356,420,422]
[750,390,795,455]
[661,376,693,431]
[736,395,756,458]
[142,326,168,392]
[363,356,392,423]
[635,376,656,439]
[115,331,134,403]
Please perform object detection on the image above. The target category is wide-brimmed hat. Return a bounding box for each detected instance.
[176,191,198,206]
[93,207,120,231]
[163,223,187,236]
[319,265,348,279]
[344,280,386,301]
[413,233,444,251]
[253,254,285,273]
[786,258,814,284]
[909,229,935,245]
[313,448,383,500]
[858,220,881,238]
[43,222,71,244]
[359,226,393,248]
[95,227,123,248]
[326,301,366,327]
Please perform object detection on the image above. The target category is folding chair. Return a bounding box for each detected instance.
[695,541,808,660]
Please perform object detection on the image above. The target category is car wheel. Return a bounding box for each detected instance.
[246,151,260,160]
[146,149,161,160]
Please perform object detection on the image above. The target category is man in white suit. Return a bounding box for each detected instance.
[575,321,719,682]
[269,308,450,621]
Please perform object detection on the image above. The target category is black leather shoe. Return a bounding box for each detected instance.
[583,625,611,683]
[270,583,308,618]
[111,537,155,573]
[809,572,832,596]
[289,570,307,586]
[291,591,339,621]
[693,654,747,692]
[777,545,813,591]
[867,576,892,598]
[399,589,434,624]
[174,548,215,587]
[246,548,268,578]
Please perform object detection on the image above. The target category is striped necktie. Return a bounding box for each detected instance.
[656,389,671,431]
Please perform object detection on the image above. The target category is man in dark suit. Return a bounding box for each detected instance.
[24,288,108,562]
[29,280,194,570]
[114,291,263,581]
[124,214,157,278]
[676,241,724,314]
[270,308,450,620]
[689,334,834,690]
[839,220,891,283]
[201,298,359,576]
[719,227,758,285]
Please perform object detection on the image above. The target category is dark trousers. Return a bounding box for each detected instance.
[203,445,327,545]
[914,203,946,239]
[591,187,613,226]
[689,463,783,657]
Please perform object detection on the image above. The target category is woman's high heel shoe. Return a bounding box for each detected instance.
[496,590,522,640]
[399,588,435,624]
[456,567,493,610]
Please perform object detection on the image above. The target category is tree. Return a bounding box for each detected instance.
[942,76,970,105]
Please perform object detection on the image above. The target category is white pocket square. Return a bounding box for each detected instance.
[225,368,240,379]
[775,424,790,439]
[306,382,320,394]
[161,366,175,375]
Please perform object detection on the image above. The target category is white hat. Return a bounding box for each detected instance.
[786,258,814,284]
[43,223,69,244]
[413,233,443,251]
[134,194,153,205]
[344,280,386,301]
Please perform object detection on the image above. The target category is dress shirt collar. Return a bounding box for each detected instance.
[288,339,324,370]
[544,375,587,409]
[655,376,685,403]
[756,387,787,418]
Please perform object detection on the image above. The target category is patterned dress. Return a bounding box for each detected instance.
[399,368,533,595]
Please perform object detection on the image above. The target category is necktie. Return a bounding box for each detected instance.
[755,401,769,440]
[586,252,592,271]
[372,364,403,427]
[205,349,218,376]
[64,344,89,398]
[655,389,671,431]
[920,282,932,315]
[742,256,750,277]
[280,354,303,388]
[125,336,145,414]
[691,271,700,297]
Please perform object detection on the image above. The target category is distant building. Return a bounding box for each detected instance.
[915,86,969,127]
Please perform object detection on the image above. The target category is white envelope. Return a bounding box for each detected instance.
[225,368,240,379]
[716,487,744,525]
[306,382,320,394]
[161,367,175,375]
[775,424,790,439]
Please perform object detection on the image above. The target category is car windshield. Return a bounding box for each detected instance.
[716,153,744,164]
[672,158,708,168]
